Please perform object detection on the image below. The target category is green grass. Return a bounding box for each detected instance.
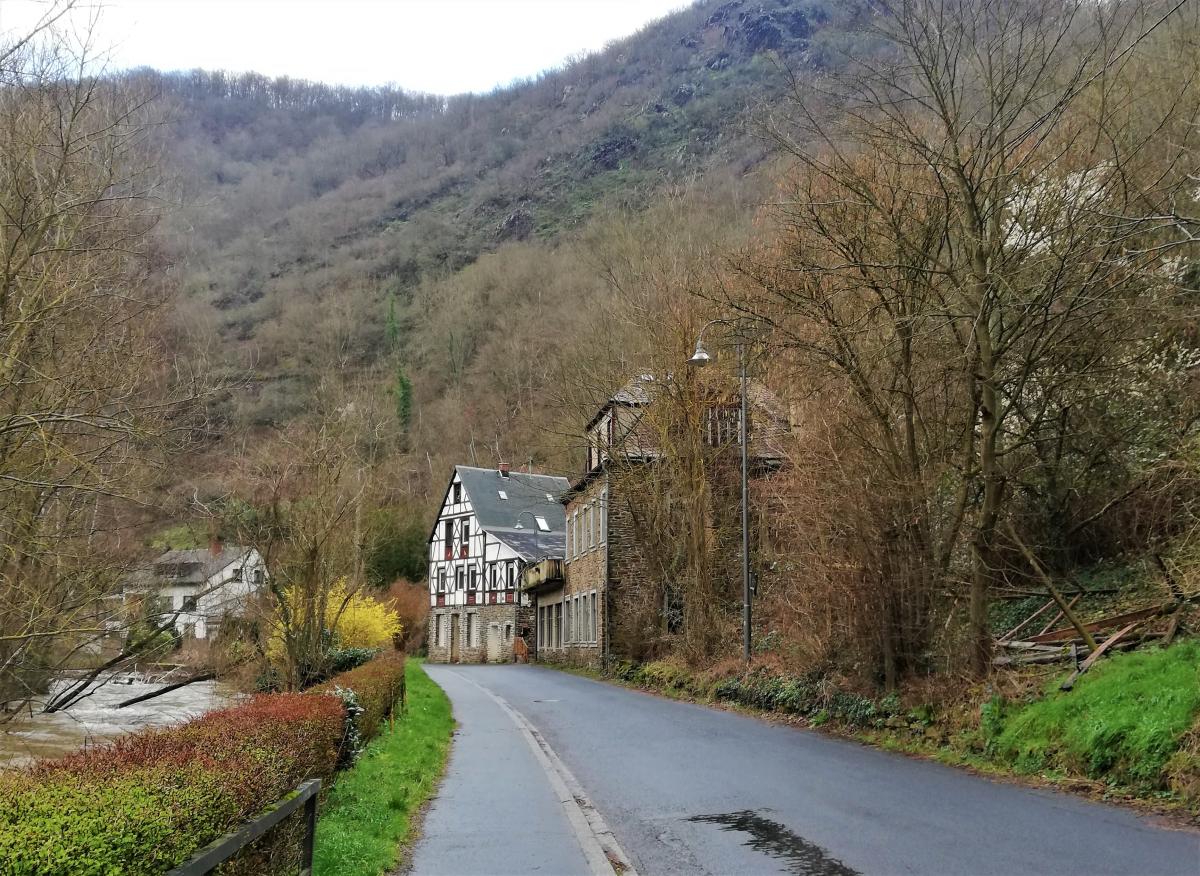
[989,640,1200,789]
[313,660,454,876]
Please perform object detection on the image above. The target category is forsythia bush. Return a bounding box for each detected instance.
[0,654,407,875]
[271,578,402,658]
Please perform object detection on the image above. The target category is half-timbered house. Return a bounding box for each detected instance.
[426,464,569,663]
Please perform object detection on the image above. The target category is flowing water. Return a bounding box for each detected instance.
[0,677,241,769]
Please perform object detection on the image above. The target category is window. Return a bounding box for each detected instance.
[534,515,550,532]
[587,505,595,550]
[574,513,582,557]
[253,567,265,586]
[498,489,507,500]
[443,520,453,558]
[489,563,497,589]
[455,567,464,590]
[452,482,462,504]
[434,614,441,647]
[231,566,242,583]
[705,405,745,446]
[182,595,198,612]
[591,592,598,643]
[466,613,475,648]
[438,569,447,592]
[565,519,571,562]
[507,562,516,589]
[461,520,470,556]
[600,490,607,544]
[469,567,478,590]
[505,623,513,642]
[553,603,562,648]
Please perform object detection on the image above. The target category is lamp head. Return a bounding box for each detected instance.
[687,341,713,367]
[513,519,524,529]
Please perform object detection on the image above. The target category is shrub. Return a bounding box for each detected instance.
[0,694,344,876]
[0,652,407,875]
[313,650,406,740]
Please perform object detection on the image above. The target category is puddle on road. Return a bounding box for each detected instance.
[687,810,859,876]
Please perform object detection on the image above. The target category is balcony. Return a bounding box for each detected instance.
[521,558,564,594]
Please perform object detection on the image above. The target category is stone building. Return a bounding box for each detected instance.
[426,464,569,663]
[523,373,788,666]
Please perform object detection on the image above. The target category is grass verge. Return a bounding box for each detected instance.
[988,640,1200,790]
[313,660,453,876]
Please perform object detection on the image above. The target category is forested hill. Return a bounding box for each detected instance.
[146,0,864,448]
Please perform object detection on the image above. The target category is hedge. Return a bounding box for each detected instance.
[312,650,406,741]
[0,653,407,876]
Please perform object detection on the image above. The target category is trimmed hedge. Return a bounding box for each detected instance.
[0,653,407,876]
[312,650,406,741]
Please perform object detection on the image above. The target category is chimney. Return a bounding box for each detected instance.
[498,462,511,478]
[210,535,222,557]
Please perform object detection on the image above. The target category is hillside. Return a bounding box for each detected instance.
[146,0,866,461]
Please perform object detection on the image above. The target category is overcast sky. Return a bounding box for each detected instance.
[0,0,689,94]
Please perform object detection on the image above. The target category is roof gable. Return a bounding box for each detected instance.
[431,466,570,560]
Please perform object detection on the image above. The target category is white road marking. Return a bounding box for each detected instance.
[450,670,638,876]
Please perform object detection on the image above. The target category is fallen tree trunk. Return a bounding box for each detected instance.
[115,672,216,709]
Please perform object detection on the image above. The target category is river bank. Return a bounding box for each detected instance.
[0,676,241,768]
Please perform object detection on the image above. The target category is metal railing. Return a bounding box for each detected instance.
[167,778,321,876]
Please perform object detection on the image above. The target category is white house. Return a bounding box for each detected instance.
[137,543,268,640]
[426,464,568,663]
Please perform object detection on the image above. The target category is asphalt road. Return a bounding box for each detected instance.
[414,664,1199,876]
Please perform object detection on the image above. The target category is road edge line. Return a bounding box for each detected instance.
[450,670,638,876]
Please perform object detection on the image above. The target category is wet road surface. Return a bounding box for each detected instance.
[408,667,594,875]
[417,664,1200,875]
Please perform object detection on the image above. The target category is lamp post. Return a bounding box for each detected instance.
[512,510,543,560]
[688,320,752,665]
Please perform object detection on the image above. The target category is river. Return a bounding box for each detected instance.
[0,677,242,769]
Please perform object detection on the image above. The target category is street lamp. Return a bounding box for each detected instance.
[688,319,753,665]
[512,510,544,559]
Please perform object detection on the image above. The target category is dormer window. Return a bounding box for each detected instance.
[534,515,550,532]
[498,490,508,500]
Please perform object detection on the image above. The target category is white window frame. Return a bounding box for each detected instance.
[565,516,572,561]
[600,490,607,544]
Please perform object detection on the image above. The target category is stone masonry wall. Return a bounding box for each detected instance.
[426,603,527,663]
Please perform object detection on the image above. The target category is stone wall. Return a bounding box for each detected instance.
[426,603,527,663]
[605,467,660,661]
[535,476,608,667]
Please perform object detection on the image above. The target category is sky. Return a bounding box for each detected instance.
[0,0,689,94]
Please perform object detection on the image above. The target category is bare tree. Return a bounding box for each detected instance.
[740,0,1200,674]
[0,9,208,713]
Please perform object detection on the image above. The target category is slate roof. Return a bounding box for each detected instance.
[151,545,254,585]
[454,466,570,561]
[586,373,658,429]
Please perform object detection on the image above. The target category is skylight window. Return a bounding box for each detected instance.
[534,516,550,532]
[545,493,554,501]
[498,490,508,500]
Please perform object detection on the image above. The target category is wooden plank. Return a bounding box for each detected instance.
[1034,594,1081,637]
[1005,524,1098,653]
[1026,603,1168,644]
[998,599,1056,642]
[1059,623,1139,691]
